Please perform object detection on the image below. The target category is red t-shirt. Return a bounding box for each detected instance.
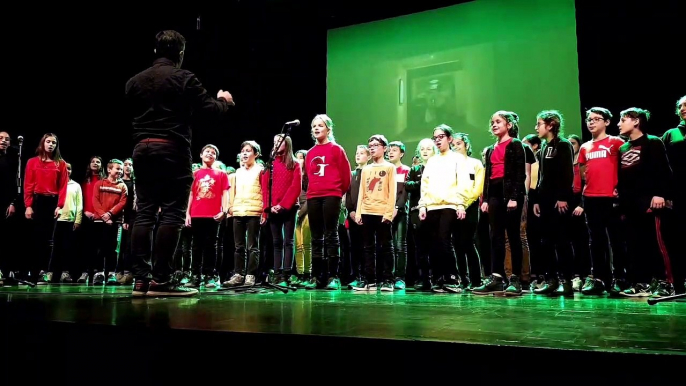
[490,138,512,179]
[81,176,101,214]
[395,165,410,182]
[189,168,229,217]
[305,142,352,199]
[578,136,624,197]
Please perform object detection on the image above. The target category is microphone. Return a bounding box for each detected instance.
[17,135,23,143]
[285,119,300,126]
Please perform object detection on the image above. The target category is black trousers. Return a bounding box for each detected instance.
[191,217,220,277]
[307,196,341,280]
[93,222,120,275]
[625,208,674,285]
[410,210,431,283]
[131,141,193,283]
[488,181,523,279]
[348,220,364,278]
[538,198,574,281]
[392,211,408,279]
[233,216,260,276]
[30,194,58,275]
[569,194,591,277]
[425,208,459,284]
[173,226,192,272]
[270,208,297,272]
[361,215,395,283]
[453,203,482,285]
[0,206,20,274]
[584,196,627,286]
[51,221,76,275]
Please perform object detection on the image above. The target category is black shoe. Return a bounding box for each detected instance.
[504,275,522,296]
[534,278,560,295]
[473,274,506,295]
[132,279,149,297]
[147,280,199,297]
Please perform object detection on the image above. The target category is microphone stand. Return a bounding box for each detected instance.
[4,138,36,287]
[218,123,298,294]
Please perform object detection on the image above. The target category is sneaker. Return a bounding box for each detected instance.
[0,270,4,285]
[106,273,118,285]
[442,283,462,293]
[117,272,133,285]
[303,277,318,290]
[609,278,629,296]
[147,280,199,297]
[652,281,675,297]
[534,278,559,295]
[222,274,244,287]
[37,271,51,285]
[204,276,218,288]
[581,277,605,296]
[572,277,582,292]
[394,278,406,290]
[60,272,73,283]
[554,280,574,296]
[621,283,651,297]
[92,272,105,285]
[352,280,376,291]
[504,275,523,296]
[413,280,432,291]
[380,280,394,292]
[132,279,149,297]
[473,274,506,295]
[77,272,88,283]
[326,277,341,290]
[244,275,256,286]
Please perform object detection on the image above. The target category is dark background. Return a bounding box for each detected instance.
[3,0,683,194]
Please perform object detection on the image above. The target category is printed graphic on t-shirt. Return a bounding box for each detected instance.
[586,144,615,160]
[366,169,388,192]
[544,146,557,159]
[196,174,217,200]
[310,156,328,177]
[621,147,642,169]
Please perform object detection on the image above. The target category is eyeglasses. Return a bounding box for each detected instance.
[586,117,605,123]
[432,134,447,141]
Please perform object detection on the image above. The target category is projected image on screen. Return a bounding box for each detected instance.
[327,0,581,162]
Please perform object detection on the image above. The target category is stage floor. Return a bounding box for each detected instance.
[2,284,685,357]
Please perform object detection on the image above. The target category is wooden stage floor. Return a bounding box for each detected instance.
[2,284,685,379]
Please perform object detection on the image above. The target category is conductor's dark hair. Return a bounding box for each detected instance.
[155,30,186,63]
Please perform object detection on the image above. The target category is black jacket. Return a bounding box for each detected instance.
[0,149,19,208]
[618,134,673,212]
[483,138,527,202]
[535,137,574,204]
[125,58,233,147]
[662,123,685,200]
[405,164,424,211]
[345,168,363,214]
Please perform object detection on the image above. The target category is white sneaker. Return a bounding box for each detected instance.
[245,275,256,286]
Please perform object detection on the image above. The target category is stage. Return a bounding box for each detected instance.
[2,284,684,380]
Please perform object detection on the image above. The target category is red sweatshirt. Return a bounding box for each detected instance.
[93,178,128,222]
[23,157,69,208]
[305,142,352,199]
[81,176,101,214]
[261,157,302,216]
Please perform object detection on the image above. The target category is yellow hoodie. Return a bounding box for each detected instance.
[418,151,471,211]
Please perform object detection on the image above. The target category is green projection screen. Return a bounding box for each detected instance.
[327,0,581,163]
